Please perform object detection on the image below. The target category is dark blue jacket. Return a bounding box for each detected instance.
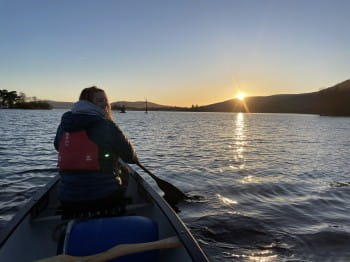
[54,101,137,202]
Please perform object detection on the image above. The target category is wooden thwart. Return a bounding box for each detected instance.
[35,236,182,262]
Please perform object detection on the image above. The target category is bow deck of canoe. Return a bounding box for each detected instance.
[0,162,208,262]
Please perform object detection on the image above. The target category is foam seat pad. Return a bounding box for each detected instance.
[64,216,159,262]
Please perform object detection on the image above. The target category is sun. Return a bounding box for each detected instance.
[236,92,246,101]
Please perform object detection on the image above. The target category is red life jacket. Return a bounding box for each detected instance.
[58,130,100,171]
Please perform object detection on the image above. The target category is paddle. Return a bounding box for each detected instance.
[136,162,189,205]
[36,236,182,262]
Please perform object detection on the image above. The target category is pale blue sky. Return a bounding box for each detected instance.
[1,0,349,106]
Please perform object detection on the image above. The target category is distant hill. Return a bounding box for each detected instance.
[198,92,320,114]
[47,101,74,109]
[48,100,171,110]
[111,101,168,110]
[197,79,350,116]
[323,79,350,92]
[318,79,350,116]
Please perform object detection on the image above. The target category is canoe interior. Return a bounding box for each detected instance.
[0,163,208,262]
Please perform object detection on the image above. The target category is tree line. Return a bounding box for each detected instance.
[0,89,52,109]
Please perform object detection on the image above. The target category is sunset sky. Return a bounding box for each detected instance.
[1,0,349,106]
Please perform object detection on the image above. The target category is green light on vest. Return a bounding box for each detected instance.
[104,153,110,158]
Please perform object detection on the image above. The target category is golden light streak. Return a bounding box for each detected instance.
[234,92,250,112]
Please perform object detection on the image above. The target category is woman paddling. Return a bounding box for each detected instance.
[54,86,138,218]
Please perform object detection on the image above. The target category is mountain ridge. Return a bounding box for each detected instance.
[46,79,350,116]
[196,79,350,115]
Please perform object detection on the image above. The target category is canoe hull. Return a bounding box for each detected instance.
[0,162,208,262]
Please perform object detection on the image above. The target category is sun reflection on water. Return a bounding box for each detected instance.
[240,175,266,184]
[233,113,246,169]
[241,175,255,183]
[224,250,278,262]
[216,193,237,205]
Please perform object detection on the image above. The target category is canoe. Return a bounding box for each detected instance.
[0,160,208,262]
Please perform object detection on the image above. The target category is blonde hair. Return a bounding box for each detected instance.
[79,86,113,121]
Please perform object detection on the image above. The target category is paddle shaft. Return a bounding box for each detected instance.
[137,162,161,182]
[36,236,182,262]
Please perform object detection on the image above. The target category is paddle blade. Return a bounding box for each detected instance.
[155,177,189,205]
[136,163,189,205]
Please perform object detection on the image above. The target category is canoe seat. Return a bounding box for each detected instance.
[60,196,131,220]
[64,216,159,262]
[61,205,126,220]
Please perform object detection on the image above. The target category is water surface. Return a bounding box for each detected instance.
[1,110,350,261]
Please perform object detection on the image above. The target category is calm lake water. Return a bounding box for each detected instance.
[1,109,350,261]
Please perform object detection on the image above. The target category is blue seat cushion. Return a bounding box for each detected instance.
[64,216,159,262]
